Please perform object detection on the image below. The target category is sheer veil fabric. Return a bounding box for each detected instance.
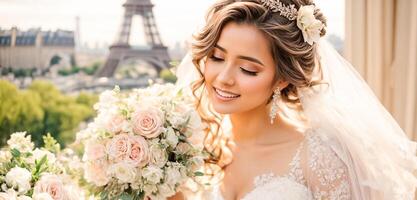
[175,40,417,199]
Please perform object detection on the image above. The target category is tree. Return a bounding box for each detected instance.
[0,80,97,147]
[160,68,177,83]
[49,55,62,67]
[0,80,44,145]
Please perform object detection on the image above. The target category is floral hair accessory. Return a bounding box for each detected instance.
[258,0,324,45]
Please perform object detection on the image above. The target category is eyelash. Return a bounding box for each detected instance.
[209,55,258,76]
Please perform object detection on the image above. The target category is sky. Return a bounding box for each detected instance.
[0,0,345,48]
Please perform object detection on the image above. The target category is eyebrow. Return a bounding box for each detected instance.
[214,44,265,67]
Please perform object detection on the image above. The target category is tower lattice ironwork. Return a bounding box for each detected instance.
[96,0,170,77]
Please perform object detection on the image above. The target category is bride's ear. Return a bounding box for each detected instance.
[273,79,289,91]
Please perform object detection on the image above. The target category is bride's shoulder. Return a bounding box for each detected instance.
[299,128,352,199]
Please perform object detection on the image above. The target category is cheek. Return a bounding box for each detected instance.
[239,75,274,101]
[203,61,219,87]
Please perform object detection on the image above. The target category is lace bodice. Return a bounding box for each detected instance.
[205,130,352,200]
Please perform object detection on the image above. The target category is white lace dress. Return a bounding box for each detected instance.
[205,131,352,200]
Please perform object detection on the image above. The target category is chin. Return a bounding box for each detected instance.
[212,104,236,114]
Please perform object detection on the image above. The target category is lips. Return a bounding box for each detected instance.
[213,87,240,99]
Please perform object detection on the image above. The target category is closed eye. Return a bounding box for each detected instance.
[240,67,258,76]
[209,55,224,62]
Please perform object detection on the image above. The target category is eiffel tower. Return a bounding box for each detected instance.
[96,0,170,77]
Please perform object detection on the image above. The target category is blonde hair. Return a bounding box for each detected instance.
[191,0,327,170]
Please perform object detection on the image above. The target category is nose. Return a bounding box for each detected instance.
[216,62,235,86]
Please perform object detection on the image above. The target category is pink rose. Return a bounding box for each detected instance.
[84,140,106,161]
[84,160,110,186]
[131,108,164,138]
[34,174,67,200]
[107,134,131,161]
[126,135,150,167]
[105,114,127,134]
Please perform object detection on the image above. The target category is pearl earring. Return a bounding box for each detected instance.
[269,87,281,124]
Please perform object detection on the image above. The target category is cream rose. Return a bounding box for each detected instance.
[157,183,176,198]
[143,184,157,196]
[108,162,137,184]
[126,135,150,167]
[17,196,32,200]
[131,107,164,138]
[0,189,17,200]
[84,160,110,186]
[105,114,129,134]
[164,165,183,186]
[34,174,66,200]
[84,140,106,161]
[107,134,131,161]
[142,165,164,184]
[5,167,32,194]
[168,104,189,129]
[149,144,167,168]
[32,193,54,200]
[296,5,324,45]
[165,127,178,148]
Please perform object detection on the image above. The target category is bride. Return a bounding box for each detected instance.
[174,0,417,199]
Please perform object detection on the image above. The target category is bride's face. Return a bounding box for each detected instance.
[204,22,278,114]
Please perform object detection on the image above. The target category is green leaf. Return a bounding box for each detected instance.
[194,171,204,176]
[100,191,109,200]
[10,148,21,158]
[34,155,48,177]
[118,193,133,200]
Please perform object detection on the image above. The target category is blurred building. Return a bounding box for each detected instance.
[0,27,75,70]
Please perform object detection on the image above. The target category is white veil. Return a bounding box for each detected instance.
[175,40,417,199]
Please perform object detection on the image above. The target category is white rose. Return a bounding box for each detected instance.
[107,162,137,184]
[32,193,53,200]
[165,127,178,148]
[185,111,205,150]
[83,140,106,161]
[296,5,324,45]
[164,165,183,186]
[149,144,167,168]
[84,160,110,186]
[104,114,130,134]
[0,189,17,200]
[17,196,32,200]
[167,103,190,129]
[7,132,34,153]
[5,167,32,194]
[143,184,157,196]
[142,165,163,184]
[94,89,119,112]
[63,185,83,200]
[157,183,176,197]
[0,151,12,163]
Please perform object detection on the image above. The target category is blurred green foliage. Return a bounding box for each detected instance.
[0,80,97,147]
[58,62,101,76]
[159,68,177,83]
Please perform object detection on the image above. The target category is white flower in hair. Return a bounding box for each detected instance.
[296,5,324,45]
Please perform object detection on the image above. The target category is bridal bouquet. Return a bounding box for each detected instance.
[0,132,84,200]
[76,84,205,200]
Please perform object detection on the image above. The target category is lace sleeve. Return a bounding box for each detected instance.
[305,134,352,200]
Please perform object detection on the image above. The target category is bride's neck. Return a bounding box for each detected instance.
[229,105,299,146]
